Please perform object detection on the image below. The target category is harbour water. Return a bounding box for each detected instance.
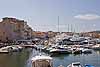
[0,48,100,67]
[0,48,32,67]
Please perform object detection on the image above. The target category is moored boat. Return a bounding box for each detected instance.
[70,48,82,54]
[67,62,83,67]
[17,45,23,51]
[85,64,94,67]
[50,48,71,54]
[92,44,100,50]
[81,48,92,54]
[0,46,13,53]
[31,55,53,67]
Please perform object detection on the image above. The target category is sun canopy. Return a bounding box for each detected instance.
[31,55,52,62]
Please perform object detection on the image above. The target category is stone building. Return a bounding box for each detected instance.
[0,17,33,42]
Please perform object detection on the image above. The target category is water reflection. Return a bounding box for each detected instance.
[0,48,32,67]
[26,49,100,67]
[52,51,100,67]
[95,50,100,54]
[0,48,100,67]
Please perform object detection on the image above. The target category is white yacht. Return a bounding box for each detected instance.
[92,44,100,50]
[31,54,53,67]
[67,62,82,67]
[84,64,94,67]
[50,48,71,54]
[81,48,92,53]
[0,46,13,53]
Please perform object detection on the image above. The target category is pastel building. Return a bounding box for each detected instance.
[0,17,33,42]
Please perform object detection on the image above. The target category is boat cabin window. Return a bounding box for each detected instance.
[32,60,52,67]
[73,63,80,66]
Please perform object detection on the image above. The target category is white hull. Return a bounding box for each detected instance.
[67,62,82,67]
[31,55,53,67]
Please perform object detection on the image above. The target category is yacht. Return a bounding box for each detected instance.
[31,54,53,67]
[50,48,71,54]
[0,46,13,53]
[84,64,94,67]
[92,44,100,50]
[81,48,92,54]
[67,62,83,67]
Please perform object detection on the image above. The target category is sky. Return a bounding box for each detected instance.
[0,0,100,32]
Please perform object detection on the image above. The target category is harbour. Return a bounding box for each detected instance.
[0,33,100,67]
[24,48,100,67]
[0,30,100,67]
[0,0,100,67]
[0,47,100,67]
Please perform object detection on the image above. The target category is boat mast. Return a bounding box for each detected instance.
[58,16,60,33]
[68,24,69,32]
[71,24,73,33]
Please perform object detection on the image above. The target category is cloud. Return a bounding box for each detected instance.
[74,14,100,20]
